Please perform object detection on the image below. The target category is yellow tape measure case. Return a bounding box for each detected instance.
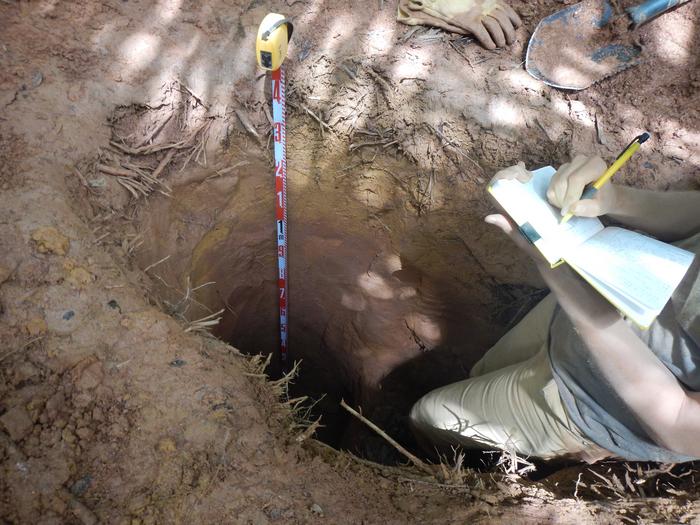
[256,13,293,71]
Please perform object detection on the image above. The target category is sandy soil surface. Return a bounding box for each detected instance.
[1,0,699,523]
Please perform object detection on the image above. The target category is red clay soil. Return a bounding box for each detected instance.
[1,0,699,523]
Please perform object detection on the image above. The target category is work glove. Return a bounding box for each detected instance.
[397,0,522,50]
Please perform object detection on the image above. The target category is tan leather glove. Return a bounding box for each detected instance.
[397,0,522,50]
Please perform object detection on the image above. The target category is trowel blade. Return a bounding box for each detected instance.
[525,0,642,90]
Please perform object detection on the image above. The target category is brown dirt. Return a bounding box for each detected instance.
[1,0,699,523]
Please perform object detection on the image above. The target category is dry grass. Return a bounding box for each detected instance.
[83,81,218,205]
[493,447,536,477]
[572,462,697,500]
[184,309,225,334]
[243,356,323,442]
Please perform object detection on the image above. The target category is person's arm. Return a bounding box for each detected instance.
[541,262,700,457]
[546,154,700,242]
[485,213,700,458]
[608,186,700,242]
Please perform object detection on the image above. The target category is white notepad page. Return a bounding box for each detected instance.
[490,166,604,265]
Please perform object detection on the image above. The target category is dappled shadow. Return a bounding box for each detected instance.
[2,0,699,486]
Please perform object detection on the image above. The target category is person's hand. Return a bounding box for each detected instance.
[487,162,543,262]
[484,214,544,264]
[547,155,618,218]
[397,0,522,50]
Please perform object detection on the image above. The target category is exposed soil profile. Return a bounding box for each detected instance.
[1,0,700,523]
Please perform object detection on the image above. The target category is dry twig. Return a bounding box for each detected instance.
[429,123,484,174]
[340,399,434,477]
[143,254,171,273]
[0,337,43,363]
[152,149,176,178]
[235,109,264,146]
[137,112,173,147]
[290,101,335,136]
[366,66,393,97]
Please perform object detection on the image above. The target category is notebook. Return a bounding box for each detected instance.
[488,166,695,329]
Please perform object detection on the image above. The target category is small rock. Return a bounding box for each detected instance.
[169,358,186,368]
[0,264,12,284]
[46,307,80,336]
[40,428,59,446]
[91,407,104,422]
[157,437,177,454]
[310,503,323,517]
[74,361,104,391]
[68,495,98,525]
[70,474,92,496]
[107,299,121,312]
[0,406,34,440]
[73,393,93,409]
[31,227,70,256]
[45,391,65,417]
[25,317,48,336]
[15,461,29,475]
[66,267,92,288]
[110,423,126,438]
[31,71,43,88]
[62,428,76,444]
[75,427,93,441]
[88,178,106,189]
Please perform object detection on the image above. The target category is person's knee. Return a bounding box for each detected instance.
[409,393,441,434]
[469,359,485,378]
[409,396,429,428]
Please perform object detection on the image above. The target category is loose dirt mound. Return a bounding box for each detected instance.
[1,0,699,523]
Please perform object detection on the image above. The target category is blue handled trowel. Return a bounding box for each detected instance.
[525,0,692,90]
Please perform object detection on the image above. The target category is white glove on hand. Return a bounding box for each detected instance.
[547,155,617,218]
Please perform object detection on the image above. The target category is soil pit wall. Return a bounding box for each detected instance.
[134,143,543,456]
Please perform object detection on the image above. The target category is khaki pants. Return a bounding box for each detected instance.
[410,295,610,462]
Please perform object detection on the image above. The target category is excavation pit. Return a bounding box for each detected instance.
[131,144,545,460]
[2,0,700,522]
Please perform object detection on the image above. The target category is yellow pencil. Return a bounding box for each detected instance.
[560,132,650,224]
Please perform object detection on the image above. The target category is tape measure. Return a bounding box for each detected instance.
[256,14,293,362]
[256,13,293,71]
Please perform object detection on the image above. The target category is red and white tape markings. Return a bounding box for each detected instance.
[271,66,289,362]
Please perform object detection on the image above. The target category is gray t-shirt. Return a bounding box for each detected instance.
[549,232,700,462]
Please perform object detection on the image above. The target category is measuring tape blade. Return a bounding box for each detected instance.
[272,66,289,362]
